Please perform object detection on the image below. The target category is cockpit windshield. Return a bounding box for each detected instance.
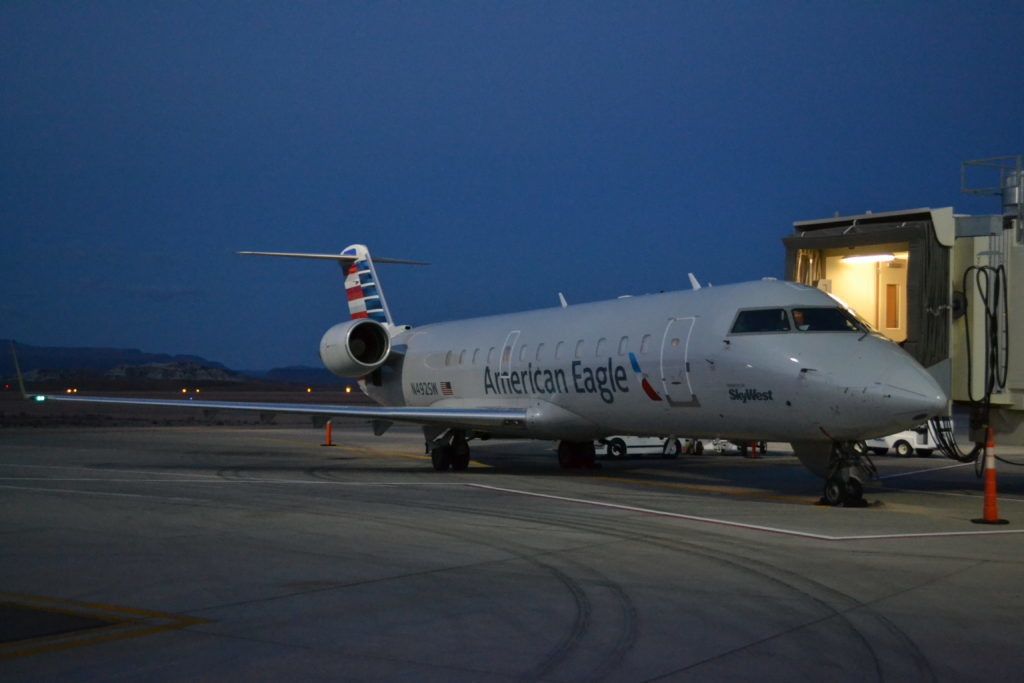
[729,306,867,335]
[790,307,863,332]
[730,308,791,334]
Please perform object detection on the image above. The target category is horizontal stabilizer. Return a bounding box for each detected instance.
[238,251,430,266]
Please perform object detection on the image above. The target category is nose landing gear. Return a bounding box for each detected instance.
[821,441,876,507]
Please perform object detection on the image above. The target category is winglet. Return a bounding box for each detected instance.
[688,273,702,290]
[558,292,568,308]
[9,340,28,399]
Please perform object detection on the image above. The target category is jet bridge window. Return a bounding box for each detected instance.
[730,308,791,334]
[790,307,862,332]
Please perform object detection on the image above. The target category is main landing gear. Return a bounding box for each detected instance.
[557,441,600,469]
[821,441,877,507]
[428,429,471,471]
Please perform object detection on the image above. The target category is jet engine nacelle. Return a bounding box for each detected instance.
[319,319,391,378]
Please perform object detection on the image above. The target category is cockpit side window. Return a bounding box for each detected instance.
[730,308,791,334]
[790,307,863,332]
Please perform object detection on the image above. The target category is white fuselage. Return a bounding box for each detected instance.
[363,280,946,444]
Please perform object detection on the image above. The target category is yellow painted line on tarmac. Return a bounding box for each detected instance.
[244,434,494,468]
[595,475,817,504]
[0,592,210,661]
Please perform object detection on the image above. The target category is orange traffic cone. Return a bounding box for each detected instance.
[321,420,335,447]
[973,428,1008,525]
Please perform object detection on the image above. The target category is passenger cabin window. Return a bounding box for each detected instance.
[730,308,791,334]
[596,338,607,357]
[555,341,566,360]
[445,351,453,366]
[458,349,466,365]
[487,347,496,364]
[518,344,528,362]
[472,348,480,364]
[791,307,862,332]
[575,340,585,359]
[640,334,651,353]
[535,343,545,361]
[618,336,629,355]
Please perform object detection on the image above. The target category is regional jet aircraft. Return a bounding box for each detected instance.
[37,244,947,506]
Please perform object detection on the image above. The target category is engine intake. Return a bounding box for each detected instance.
[319,319,391,378]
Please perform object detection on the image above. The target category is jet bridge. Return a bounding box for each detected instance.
[783,156,1024,445]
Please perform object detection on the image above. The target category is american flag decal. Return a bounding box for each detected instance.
[439,381,454,396]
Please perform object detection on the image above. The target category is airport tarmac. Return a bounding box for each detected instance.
[2,423,1024,681]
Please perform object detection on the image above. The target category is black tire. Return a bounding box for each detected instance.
[450,442,471,471]
[693,440,704,455]
[823,477,845,506]
[430,446,452,471]
[845,478,864,504]
[758,440,767,454]
[662,439,682,459]
[893,440,913,457]
[558,443,574,469]
[607,438,627,459]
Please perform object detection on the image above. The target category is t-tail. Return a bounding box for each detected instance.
[238,244,429,328]
[341,244,391,324]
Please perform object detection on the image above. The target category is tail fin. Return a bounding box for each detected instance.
[340,244,391,323]
[237,245,429,327]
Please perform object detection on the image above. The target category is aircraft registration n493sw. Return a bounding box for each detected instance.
[39,244,948,506]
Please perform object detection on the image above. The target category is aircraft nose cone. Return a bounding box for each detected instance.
[873,360,948,422]
[813,337,949,439]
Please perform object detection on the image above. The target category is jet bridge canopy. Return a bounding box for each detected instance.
[782,208,953,371]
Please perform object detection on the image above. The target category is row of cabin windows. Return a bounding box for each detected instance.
[443,333,660,368]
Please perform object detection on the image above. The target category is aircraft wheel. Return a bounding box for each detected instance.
[822,477,846,506]
[663,439,682,458]
[430,446,452,471]
[558,442,577,469]
[450,443,471,471]
[893,440,913,457]
[607,438,627,459]
[449,433,471,471]
[758,440,767,454]
[559,441,598,469]
[845,478,864,504]
[693,440,704,455]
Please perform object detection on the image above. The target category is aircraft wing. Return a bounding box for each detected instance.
[32,394,528,430]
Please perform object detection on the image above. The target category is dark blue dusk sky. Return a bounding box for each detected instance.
[3,2,1022,369]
